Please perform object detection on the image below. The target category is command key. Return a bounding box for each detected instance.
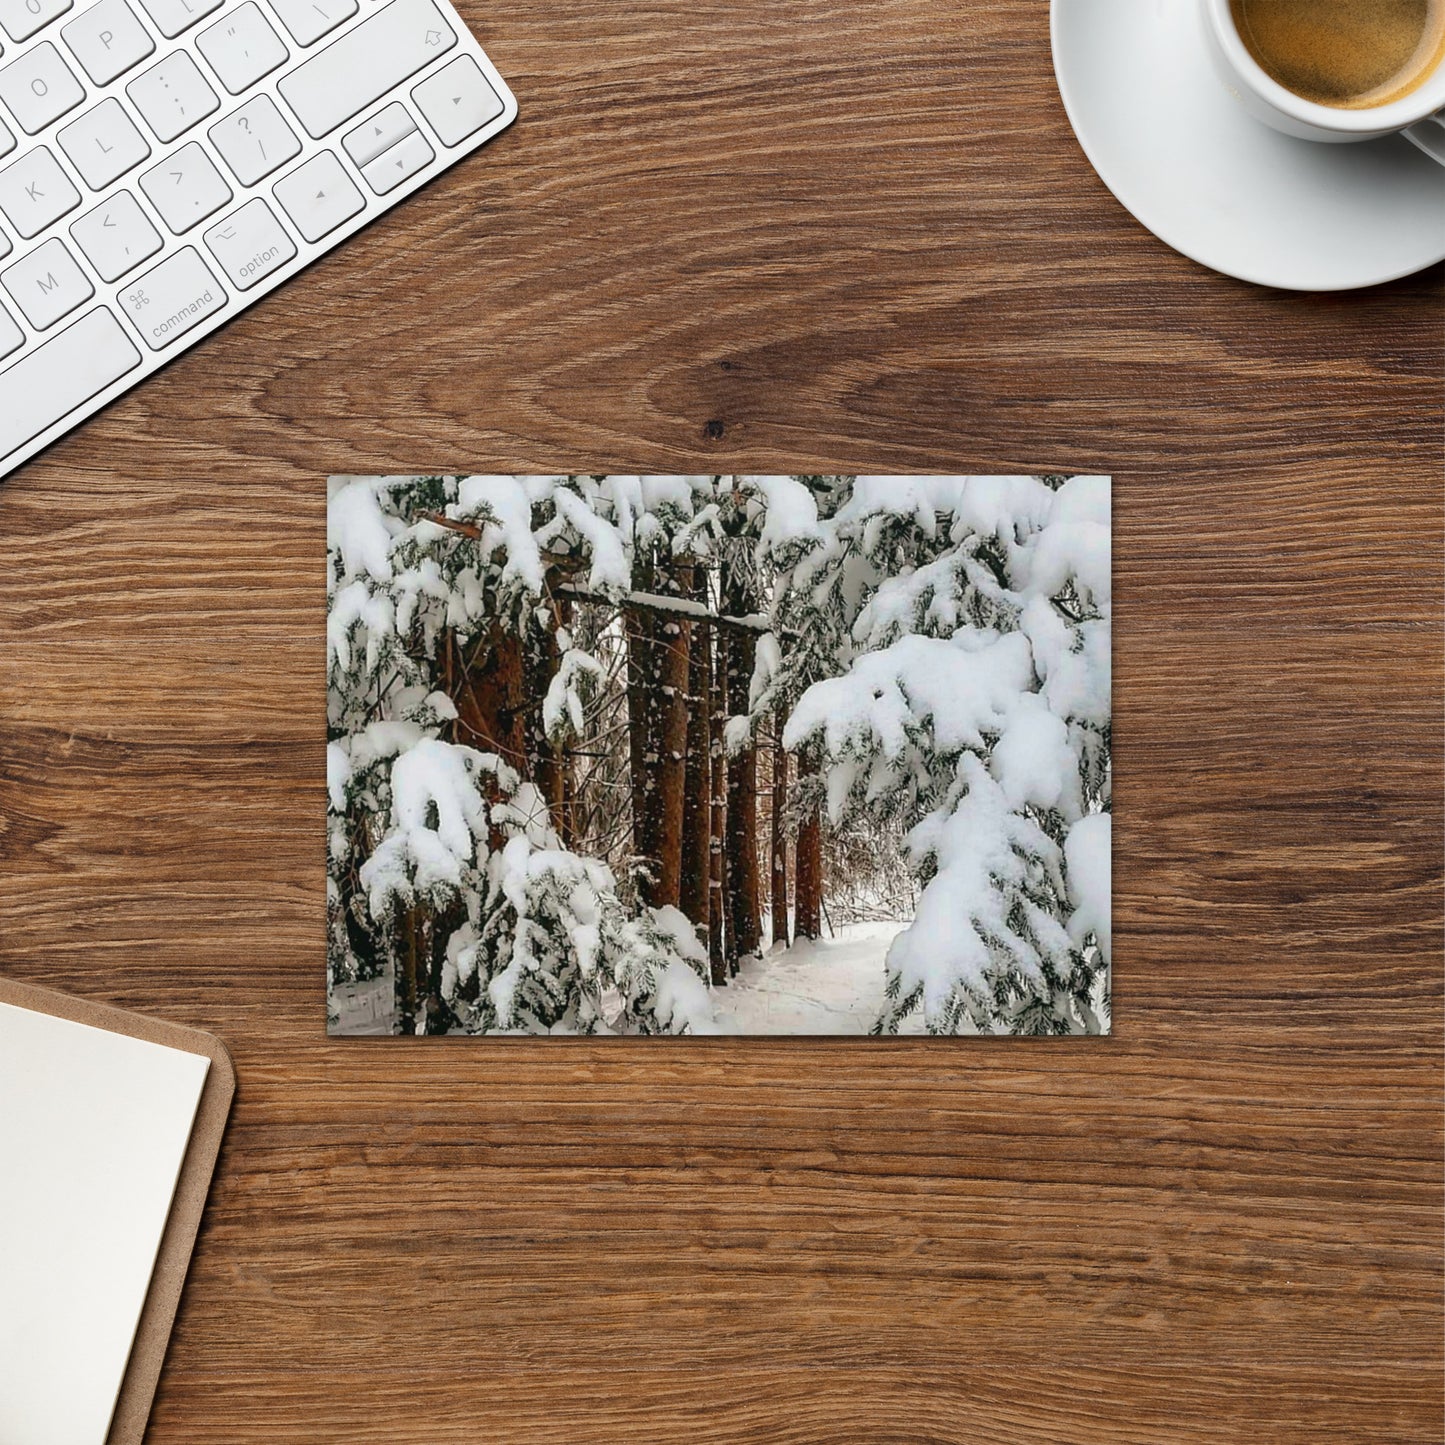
[119,247,228,350]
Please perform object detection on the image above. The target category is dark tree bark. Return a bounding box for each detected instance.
[708,621,728,985]
[722,562,761,965]
[528,589,566,833]
[453,622,527,771]
[557,594,579,848]
[770,728,790,949]
[559,752,578,848]
[627,556,689,910]
[653,598,690,911]
[626,557,660,901]
[397,904,421,1036]
[679,566,712,939]
[626,606,659,898]
[795,749,824,941]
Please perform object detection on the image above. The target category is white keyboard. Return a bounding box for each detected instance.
[0,0,515,478]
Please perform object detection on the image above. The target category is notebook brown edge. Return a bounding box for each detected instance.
[0,975,236,1445]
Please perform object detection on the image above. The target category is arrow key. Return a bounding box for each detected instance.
[412,55,503,148]
[70,189,163,282]
[343,101,415,168]
[273,149,364,242]
[359,128,433,196]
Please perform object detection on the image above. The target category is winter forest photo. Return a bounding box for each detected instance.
[328,475,1112,1036]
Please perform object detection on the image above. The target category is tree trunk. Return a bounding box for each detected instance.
[795,749,824,941]
[453,621,527,770]
[528,593,566,830]
[557,594,578,847]
[626,599,660,899]
[653,582,690,911]
[770,729,789,949]
[626,558,660,902]
[627,556,689,911]
[722,563,761,965]
[397,903,422,1036]
[559,751,578,848]
[708,621,728,985]
[679,567,712,940]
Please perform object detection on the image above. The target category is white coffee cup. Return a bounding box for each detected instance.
[1202,0,1445,164]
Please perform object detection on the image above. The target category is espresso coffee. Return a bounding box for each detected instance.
[1229,0,1445,108]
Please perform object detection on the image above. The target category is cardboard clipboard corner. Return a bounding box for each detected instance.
[0,974,236,1445]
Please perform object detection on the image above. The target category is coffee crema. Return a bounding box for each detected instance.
[1229,0,1445,109]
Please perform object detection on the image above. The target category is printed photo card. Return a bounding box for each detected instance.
[328,475,1111,1036]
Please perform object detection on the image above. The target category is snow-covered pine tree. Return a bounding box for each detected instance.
[327,475,725,1034]
[776,476,1112,1035]
[735,476,854,941]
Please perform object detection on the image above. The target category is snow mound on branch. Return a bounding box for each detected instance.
[948,475,1056,545]
[1065,813,1111,965]
[887,758,1071,1026]
[783,632,1033,776]
[328,580,394,676]
[1018,597,1110,727]
[329,476,402,584]
[550,486,630,595]
[853,549,1017,647]
[359,740,503,914]
[651,905,709,969]
[990,696,1082,820]
[454,475,546,592]
[543,648,605,738]
[746,475,822,558]
[327,720,439,805]
[1022,475,1111,611]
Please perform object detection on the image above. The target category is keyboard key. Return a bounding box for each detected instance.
[342,100,414,167]
[360,127,431,195]
[0,306,141,456]
[209,93,298,186]
[0,0,72,43]
[70,187,161,280]
[0,43,86,135]
[127,50,218,142]
[117,244,224,348]
[62,0,155,85]
[0,146,80,237]
[272,148,361,241]
[139,139,230,232]
[0,117,12,160]
[0,230,9,260]
[134,0,218,37]
[266,0,353,47]
[277,0,454,140]
[58,97,151,190]
[3,235,92,328]
[0,301,21,358]
[197,2,285,94]
[412,55,501,147]
[203,195,294,288]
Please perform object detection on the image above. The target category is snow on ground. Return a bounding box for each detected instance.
[334,921,923,1036]
[714,921,915,1035]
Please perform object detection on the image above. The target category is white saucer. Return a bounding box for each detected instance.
[1051,0,1445,290]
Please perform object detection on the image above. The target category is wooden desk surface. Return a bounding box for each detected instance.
[1,2,1441,1440]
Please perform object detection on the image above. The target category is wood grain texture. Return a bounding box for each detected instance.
[0,1,1441,1439]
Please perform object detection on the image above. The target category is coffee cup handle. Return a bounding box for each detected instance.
[1403,112,1445,166]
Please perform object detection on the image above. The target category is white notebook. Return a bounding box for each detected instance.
[0,1000,211,1445]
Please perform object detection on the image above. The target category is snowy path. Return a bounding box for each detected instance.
[714,922,909,1035]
